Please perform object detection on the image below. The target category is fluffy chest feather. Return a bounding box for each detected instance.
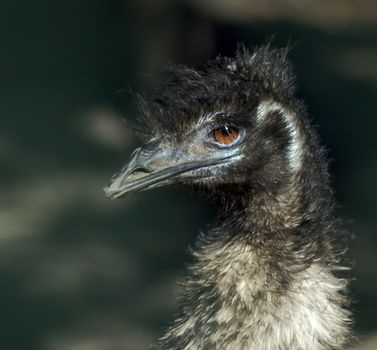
[159,241,350,350]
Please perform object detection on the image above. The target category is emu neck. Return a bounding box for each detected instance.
[157,174,351,350]
[218,175,310,237]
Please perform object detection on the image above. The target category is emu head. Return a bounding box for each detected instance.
[104,46,307,200]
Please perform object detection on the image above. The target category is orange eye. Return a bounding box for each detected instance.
[212,125,239,145]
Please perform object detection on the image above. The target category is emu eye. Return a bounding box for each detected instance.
[212,125,240,146]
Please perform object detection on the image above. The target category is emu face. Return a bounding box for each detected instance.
[104,47,301,199]
[104,114,247,199]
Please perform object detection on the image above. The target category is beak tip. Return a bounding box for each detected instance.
[103,185,117,199]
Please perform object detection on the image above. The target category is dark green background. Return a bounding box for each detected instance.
[1,1,376,349]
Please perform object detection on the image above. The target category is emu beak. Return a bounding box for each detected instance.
[103,140,231,199]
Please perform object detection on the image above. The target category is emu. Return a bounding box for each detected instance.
[104,45,352,349]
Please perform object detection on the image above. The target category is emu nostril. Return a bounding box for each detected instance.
[129,166,152,175]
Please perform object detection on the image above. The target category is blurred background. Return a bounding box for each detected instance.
[1,0,376,349]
